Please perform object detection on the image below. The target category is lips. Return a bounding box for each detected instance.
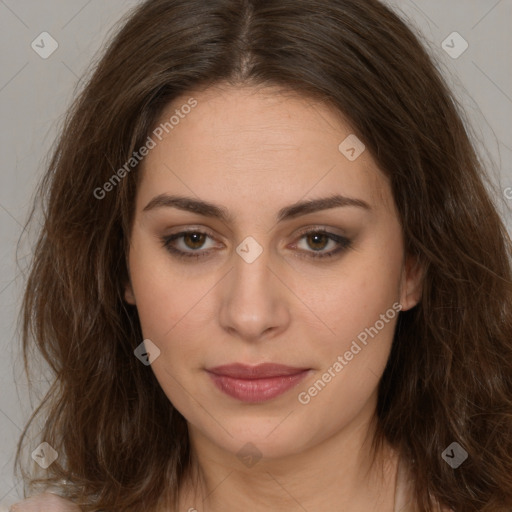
[207,363,309,378]
[206,363,311,402]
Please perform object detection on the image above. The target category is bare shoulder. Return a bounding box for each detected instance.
[9,492,81,511]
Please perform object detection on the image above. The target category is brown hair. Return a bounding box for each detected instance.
[15,0,512,510]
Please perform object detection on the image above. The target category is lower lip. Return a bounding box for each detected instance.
[207,370,310,403]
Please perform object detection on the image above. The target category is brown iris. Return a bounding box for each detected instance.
[183,232,206,249]
[306,232,329,251]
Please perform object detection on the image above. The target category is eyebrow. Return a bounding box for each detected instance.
[142,193,371,223]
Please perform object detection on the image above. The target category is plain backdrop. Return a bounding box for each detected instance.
[0,0,511,506]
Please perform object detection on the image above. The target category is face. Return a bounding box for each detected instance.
[124,84,422,462]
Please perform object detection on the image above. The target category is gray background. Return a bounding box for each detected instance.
[0,0,511,506]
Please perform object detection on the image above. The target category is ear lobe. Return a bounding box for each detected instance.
[399,253,424,311]
[124,280,136,305]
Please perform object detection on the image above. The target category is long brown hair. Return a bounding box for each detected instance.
[15,0,512,510]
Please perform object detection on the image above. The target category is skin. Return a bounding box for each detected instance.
[11,84,422,512]
[8,492,80,511]
[123,84,423,512]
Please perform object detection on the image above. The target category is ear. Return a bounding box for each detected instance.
[398,253,423,311]
[124,279,136,305]
[124,252,136,305]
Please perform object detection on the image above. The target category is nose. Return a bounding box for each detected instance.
[218,240,291,344]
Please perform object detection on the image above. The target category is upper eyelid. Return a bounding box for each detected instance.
[163,227,348,253]
[165,225,345,243]
[161,228,351,263]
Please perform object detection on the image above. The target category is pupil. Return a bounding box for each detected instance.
[183,233,328,251]
[309,233,327,251]
[185,233,204,249]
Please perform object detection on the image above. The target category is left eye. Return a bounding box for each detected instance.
[161,229,351,260]
[297,231,337,252]
[291,229,352,259]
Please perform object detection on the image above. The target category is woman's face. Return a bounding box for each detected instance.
[125,85,422,461]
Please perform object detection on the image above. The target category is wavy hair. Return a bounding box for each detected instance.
[15,0,512,510]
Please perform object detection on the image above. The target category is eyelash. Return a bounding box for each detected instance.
[160,228,352,261]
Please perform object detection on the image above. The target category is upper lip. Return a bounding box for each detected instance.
[206,363,310,379]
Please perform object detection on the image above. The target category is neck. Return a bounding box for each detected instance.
[175,398,399,512]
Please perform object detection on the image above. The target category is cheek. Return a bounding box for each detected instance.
[290,239,403,415]
[296,241,402,349]
[131,273,216,382]
[128,233,213,340]
[126,248,214,421]
[293,268,401,435]
[129,255,212,414]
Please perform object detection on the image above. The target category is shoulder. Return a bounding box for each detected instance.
[8,492,81,511]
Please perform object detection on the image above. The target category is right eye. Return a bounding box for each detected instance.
[161,230,220,260]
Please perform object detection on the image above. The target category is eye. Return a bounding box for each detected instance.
[160,227,352,261]
[161,230,218,260]
[292,228,352,259]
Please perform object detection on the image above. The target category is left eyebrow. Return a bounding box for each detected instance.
[142,193,371,223]
[276,194,371,221]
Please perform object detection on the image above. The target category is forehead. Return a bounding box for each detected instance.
[137,85,394,218]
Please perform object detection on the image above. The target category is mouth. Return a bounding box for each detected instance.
[205,363,312,403]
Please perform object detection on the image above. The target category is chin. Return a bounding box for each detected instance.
[204,415,313,462]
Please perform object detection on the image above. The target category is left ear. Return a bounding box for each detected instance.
[399,252,424,311]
